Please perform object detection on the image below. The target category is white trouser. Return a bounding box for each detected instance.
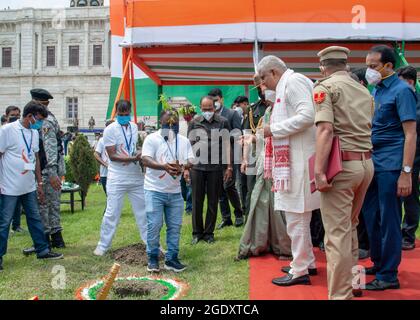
[285,211,316,278]
[97,178,147,251]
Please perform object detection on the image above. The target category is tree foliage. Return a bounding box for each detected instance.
[69,134,97,199]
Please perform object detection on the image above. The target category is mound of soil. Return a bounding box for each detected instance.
[111,243,164,266]
[111,280,168,300]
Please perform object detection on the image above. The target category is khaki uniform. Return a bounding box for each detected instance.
[314,70,374,300]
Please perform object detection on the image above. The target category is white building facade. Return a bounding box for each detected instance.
[0,3,110,130]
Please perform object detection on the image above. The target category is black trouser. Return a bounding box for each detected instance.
[402,169,420,244]
[235,165,247,213]
[219,166,243,222]
[357,212,370,250]
[245,174,256,217]
[310,209,325,247]
[191,169,223,238]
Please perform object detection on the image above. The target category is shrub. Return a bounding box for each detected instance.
[69,134,98,200]
[64,155,75,183]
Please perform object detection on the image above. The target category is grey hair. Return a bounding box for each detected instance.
[257,55,287,74]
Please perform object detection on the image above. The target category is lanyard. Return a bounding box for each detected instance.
[21,129,33,156]
[164,134,178,161]
[120,125,132,154]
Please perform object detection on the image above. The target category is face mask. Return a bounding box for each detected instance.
[30,116,43,130]
[117,115,131,126]
[9,116,19,123]
[162,123,179,134]
[264,90,276,103]
[202,111,214,122]
[214,101,222,111]
[365,67,383,86]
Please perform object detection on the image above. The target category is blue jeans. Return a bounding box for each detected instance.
[11,199,22,230]
[145,190,184,262]
[362,170,402,282]
[100,177,107,195]
[180,176,192,212]
[0,192,49,259]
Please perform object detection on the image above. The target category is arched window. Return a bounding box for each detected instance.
[77,0,88,6]
[90,0,100,6]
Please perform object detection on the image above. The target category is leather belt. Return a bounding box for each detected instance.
[341,151,372,161]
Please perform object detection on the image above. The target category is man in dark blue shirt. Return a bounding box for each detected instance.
[362,46,417,291]
[398,66,420,251]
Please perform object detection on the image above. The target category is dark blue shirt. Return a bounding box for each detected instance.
[414,92,420,169]
[371,73,417,172]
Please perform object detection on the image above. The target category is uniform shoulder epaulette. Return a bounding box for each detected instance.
[314,76,333,88]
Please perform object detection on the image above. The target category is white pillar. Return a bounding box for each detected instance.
[37,29,42,71]
[104,21,110,69]
[84,20,89,68]
[57,31,62,69]
[15,27,21,71]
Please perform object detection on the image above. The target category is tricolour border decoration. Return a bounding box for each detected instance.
[75,275,189,300]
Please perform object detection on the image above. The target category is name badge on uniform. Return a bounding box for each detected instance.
[24,163,36,171]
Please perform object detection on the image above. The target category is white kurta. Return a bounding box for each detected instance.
[270,72,320,213]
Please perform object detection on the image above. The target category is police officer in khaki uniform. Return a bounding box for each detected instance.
[313,46,374,300]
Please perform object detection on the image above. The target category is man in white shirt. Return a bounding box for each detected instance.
[94,120,114,195]
[94,100,146,256]
[259,56,320,286]
[0,101,63,271]
[142,109,194,273]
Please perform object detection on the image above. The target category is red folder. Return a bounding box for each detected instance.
[309,136,343,193]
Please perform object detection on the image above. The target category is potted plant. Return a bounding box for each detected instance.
[179,104,196,122]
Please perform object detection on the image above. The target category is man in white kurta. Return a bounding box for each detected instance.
[258,55,320,286]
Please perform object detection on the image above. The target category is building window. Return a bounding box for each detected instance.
[2,47,12,68]
[47,46,56,67]
[93,45,102,66]
[66,97,78,119]
[69,45,79,66]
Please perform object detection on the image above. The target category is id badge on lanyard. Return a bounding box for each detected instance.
[22,130,35,171]
[121,125,134,156]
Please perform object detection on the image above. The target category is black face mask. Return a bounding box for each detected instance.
[8,116,19,123]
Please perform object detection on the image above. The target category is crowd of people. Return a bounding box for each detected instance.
[0,44,419,301]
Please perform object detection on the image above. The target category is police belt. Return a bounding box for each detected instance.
[341,150,372,161]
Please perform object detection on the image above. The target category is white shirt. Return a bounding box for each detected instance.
[0,121,40,196]
[95,137,108,178]
[102,121,143,181]
[142,130,194,193]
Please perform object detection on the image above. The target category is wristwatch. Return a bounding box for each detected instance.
[402,165,412,174]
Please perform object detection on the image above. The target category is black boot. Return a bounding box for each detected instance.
[50,231,66,249]
[46,232,51,249]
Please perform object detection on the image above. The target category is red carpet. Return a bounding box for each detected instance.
[249,242,420,300]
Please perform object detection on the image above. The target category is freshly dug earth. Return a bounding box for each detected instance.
[110,280,168,300]
[111,243,164,266]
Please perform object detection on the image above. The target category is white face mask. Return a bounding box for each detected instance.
[214,101,222,111]
[264,90,276,103]
[202,111,214,122]
[365,68,382,86]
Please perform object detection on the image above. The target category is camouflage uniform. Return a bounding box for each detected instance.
[39,111,65,235]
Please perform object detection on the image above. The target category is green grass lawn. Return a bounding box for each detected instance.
[0,184,248,300]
